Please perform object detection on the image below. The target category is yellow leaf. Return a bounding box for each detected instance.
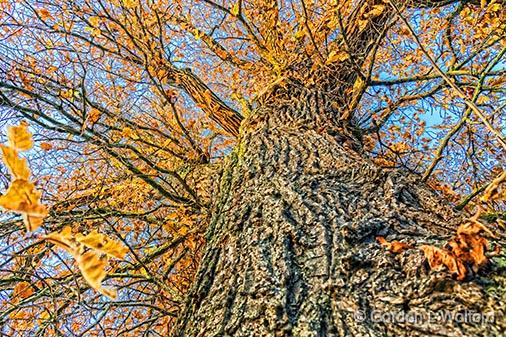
[294,28,305,39]
[60,89,74,99]
[88,108,101,124]
[489,3,502,11]
[326,50,350,64]
[37,310,50,325]
[23,214,45,232]
[481,0,487,8]
[77,251,117,298]
[193,28,204,40]
[7,122,33,151]
[357,19,368,32]
[76,230,128,259]
[89,16,100,27]
[44,226,80,255]
[0,145,30,180]
[123,0,136,9]
[365,4,385,18]
[0,179,48,218]
[230,2,240,16]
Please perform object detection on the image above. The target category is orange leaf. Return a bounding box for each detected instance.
[376,236,412,253]
[40,142,53,151]
[44,226,80,255]
[23,214,45,232]
[0,179,48,217]
[38,8,52,20]
[457,220,494,237]
[0,145,30,180]
[77,250,117,299]
[420,245,467,280]
[7,122,33,151]
[87,108,101,124]
[76,230,128,259]
[12,281,34,301]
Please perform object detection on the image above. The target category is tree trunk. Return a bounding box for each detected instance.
[176,86,506,336]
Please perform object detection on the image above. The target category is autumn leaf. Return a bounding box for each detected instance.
[420,216,494,280]
[294,29,305,39]
[0,145,31,180]
[87,108,101,124]
[23,214,45,232]
[44,226,80,255]
[38,8,52,21]
[0,124,48,232]
[457,220,494,237]
[481,170,506,202]
[39,142,53,151]
[0,179,47,232]
[45,227,124,298]
[77,251,117,299]
[88,16,100,27]
[230,2,240,16]
[0,179,48,217]
[7,122,33,151]
[357,19,368,32]
[325,50,350,64]
[59,89,74,99]
[193,28,204,40]
[121,127,134,138]
[12,281,34,301]
[365,5,385,18]
[122,0,136,9]
[76,230,128,259]
[420,245,467,280]
[376,236,412,253]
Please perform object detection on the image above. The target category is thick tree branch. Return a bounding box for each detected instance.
[168,68,243,137]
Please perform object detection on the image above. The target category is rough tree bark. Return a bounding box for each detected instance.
[175,83,506,336]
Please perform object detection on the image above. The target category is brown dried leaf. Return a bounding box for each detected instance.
[457,220,494,237]
[420,245,467,280]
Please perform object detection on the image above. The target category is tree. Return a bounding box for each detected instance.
[0,0,505,335]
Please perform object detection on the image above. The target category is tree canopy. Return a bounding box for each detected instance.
[0,0,505,335]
